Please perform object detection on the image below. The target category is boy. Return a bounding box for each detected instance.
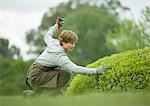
[24,18,108,96]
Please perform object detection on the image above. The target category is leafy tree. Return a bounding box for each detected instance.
[105,20,145,53]
[63,7,119,65]
[25,1,75,55]
[70,0,130,15]
[139,6,150,46]
[0,38,22,60]
[0,56,32,95]
[0,38,9,57]
[25,0,128,54]
[25,0,129,64]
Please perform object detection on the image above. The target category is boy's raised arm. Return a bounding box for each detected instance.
[44,24,58,45]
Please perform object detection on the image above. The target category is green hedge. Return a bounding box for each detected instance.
[0,56,32,95]
[66,48,150,95]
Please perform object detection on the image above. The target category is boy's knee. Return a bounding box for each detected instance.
[57,71,71,87]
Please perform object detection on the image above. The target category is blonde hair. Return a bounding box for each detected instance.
[59,30,78,43]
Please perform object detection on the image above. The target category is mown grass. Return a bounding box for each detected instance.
[1,91,149,106]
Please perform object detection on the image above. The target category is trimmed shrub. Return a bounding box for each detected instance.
[66,48,150,95]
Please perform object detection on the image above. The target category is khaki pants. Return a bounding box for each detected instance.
[26,63,71,92]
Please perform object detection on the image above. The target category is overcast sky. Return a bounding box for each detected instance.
[0,0,149,60]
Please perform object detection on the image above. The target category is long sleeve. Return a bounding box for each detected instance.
[57,54,97,75]
[44,24,58,46]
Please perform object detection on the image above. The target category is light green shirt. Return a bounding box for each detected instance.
[35,24,97,75]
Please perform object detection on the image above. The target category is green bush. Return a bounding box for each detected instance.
[0,56,32,95]
[66,48,150,95]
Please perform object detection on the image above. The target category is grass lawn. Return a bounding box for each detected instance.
[1,91,149,106]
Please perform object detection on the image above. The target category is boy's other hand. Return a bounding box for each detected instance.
[96,65,109,74]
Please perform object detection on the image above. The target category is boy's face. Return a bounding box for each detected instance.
[62,42,76,52]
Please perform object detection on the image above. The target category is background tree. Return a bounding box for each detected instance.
[105,20,145,52]
[0,56,31,95]
[139,6,150,46]
[0,38,9,57]
[25,1,75,55]
[63,7,118,65]
[0,38,22,60]
[25,0,129,65]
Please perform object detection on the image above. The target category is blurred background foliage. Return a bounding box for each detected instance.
[0,56,32,95]
[0,38,22,60]
[25,0,149,65]
[0,0,149,95]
